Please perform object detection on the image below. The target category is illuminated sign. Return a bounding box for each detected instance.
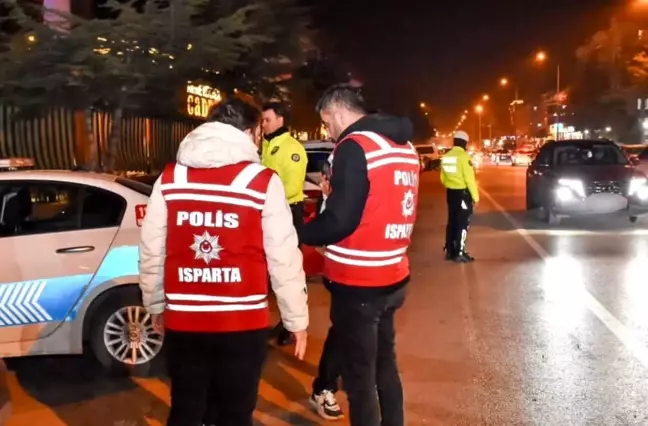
[186,83,222,119]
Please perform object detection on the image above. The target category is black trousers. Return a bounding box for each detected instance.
[312,325,341,394]
[331,286,406,426]
[165,328,268,426]
[445,188,474,256]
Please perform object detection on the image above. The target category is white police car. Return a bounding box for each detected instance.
[0,159,161,375]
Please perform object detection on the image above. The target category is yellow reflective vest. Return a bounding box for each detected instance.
[261,131,307,204]
[440,146,479,203]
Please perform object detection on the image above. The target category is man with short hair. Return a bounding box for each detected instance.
[261,102,308,346]
[300,84,419,426]
[139,98,309,426]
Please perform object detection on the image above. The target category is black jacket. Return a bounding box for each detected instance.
[299,114,414,298]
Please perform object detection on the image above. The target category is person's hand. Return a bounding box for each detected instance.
[320,175,331,196]
[151,313,164,334]
[292,330,308,360]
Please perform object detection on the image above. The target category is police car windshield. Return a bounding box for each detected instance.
[116,177,153,196]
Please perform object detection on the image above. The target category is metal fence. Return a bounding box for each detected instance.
[0,105,198,171]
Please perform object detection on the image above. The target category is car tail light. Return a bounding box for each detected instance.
[135,204,147,227]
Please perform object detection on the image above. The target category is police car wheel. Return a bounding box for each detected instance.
[88,289,164,376]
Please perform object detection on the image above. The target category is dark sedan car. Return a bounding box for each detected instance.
[526,139,648,225]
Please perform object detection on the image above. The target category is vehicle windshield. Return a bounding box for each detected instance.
[116,177,153,196]
[415,146,435,154]
[554,143,627,166]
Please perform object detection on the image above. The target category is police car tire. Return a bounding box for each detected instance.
[88,287,164,377]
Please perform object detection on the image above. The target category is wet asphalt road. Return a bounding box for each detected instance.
[6,165,648,425]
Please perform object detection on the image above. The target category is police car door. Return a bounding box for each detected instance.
[0,180,120,343]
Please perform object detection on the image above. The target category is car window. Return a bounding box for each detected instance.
[81,187,126,229]
[0,181,126,237]
[554,144,627,166]
[415,146,435,154]
[306,150,332,174]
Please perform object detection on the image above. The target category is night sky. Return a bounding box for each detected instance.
[310,0,620,131]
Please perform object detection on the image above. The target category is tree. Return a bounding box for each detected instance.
[0,0,309,170]
[575,18,648,143]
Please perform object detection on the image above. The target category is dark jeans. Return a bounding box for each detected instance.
[165,328,268,426]
[330,285,406,426]
[445,188,473,256]
[312,325,341,394]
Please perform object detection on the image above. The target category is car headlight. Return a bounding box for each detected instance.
[557,178,586,198]
[629,177,648,200]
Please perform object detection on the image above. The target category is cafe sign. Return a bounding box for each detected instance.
[186,82,222,119]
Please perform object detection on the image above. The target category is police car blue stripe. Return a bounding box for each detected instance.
[0,245,140,327]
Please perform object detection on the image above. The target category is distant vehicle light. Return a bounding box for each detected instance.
[555,186,574,202]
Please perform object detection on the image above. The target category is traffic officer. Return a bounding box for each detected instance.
[139,98,308,426]
[261,102,308,346]
[440,130,479,263]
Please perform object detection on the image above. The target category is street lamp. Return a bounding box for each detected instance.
[535,50,562,139]
[420,102,426,108]
[475,105,484,142]
[482,94,490,101]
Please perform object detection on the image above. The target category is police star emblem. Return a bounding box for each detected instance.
[190,231,223,265]
[401,190,415,218]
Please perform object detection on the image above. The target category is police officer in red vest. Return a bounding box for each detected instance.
[300,84,418,426]
[139,98,309,426]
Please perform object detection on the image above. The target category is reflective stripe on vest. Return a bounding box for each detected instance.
[161,163,267,210]
[347,131,419,170]
[325,244,408,267]
[442,156,458,173]
[166,293,268,312]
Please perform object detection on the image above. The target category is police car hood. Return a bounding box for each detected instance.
[176,121,259,168]
[340,114,413,145]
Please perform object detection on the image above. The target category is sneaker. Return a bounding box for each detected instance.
[309,389,344,421]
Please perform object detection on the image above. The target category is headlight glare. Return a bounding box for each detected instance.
[629,177,648,196]
[557,178,585,198]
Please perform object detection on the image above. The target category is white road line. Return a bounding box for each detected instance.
[481,188,648,369]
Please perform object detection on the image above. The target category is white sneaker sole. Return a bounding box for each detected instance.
[308,396,345,421]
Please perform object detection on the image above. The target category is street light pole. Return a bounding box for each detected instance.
[556,64,561,140]
[478,113,482,143]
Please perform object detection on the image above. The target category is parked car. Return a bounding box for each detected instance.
[512,146,536,167]
[526,140,648,225]
[492,149,513,165]
[413,144,440,171]
[0,166,160,375]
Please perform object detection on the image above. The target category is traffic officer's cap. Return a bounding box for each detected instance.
[454,131,469,142]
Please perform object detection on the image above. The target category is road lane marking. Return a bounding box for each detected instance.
[481,189,648,369]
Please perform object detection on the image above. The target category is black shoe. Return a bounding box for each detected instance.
[453,253,475,263]
[463,252,475,261]
[444,246,454,260]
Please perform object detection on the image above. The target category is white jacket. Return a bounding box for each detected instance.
[138,121,309,332]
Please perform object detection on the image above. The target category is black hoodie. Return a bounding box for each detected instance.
[299,114,414,297]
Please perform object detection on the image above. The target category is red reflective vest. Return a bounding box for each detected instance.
[160,161,274,333]
[324,131,420,287]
